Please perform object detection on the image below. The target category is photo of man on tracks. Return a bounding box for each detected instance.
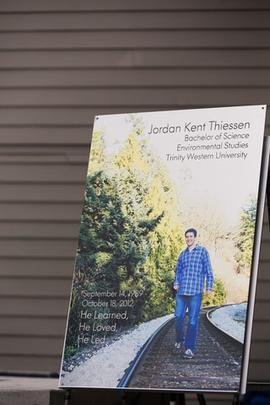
[59,106,266,394]
[174,228,214,359]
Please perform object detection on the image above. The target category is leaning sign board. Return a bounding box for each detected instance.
[59,105,268,394]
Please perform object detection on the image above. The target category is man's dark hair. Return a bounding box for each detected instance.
[185,228,197,237]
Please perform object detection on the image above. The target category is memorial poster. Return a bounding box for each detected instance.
[59,105,267,393]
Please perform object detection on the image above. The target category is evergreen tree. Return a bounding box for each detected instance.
[66,171,162,347]
[66,119,186,349]
[114,126,184,319]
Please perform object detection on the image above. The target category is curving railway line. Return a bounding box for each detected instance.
[118,306,243,392]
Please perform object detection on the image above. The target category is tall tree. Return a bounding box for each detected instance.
[114,126,184,319]
[66,171,162,347]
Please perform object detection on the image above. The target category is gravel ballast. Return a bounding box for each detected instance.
[60,314,173,388]
[209,303,246,343]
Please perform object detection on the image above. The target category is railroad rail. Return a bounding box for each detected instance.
[118,306,243,391]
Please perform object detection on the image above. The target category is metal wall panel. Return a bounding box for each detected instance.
[0,4,269,400]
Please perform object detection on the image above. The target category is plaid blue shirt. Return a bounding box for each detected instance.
[174,245,214,295]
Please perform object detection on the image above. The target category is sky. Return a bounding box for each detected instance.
[92,106,266,227]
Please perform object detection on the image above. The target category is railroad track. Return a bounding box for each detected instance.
[118,307,243,392]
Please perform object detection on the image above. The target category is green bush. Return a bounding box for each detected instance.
[64,345,77,359]
[202,276,226,307]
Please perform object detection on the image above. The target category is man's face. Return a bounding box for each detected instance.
[185,232,196,247]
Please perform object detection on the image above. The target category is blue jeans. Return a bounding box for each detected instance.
[175,293,202,352]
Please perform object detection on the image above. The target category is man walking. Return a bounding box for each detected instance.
[174,228,213,359]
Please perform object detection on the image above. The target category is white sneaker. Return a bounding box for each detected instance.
[175,342,181,349]
[183,349,194,359]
